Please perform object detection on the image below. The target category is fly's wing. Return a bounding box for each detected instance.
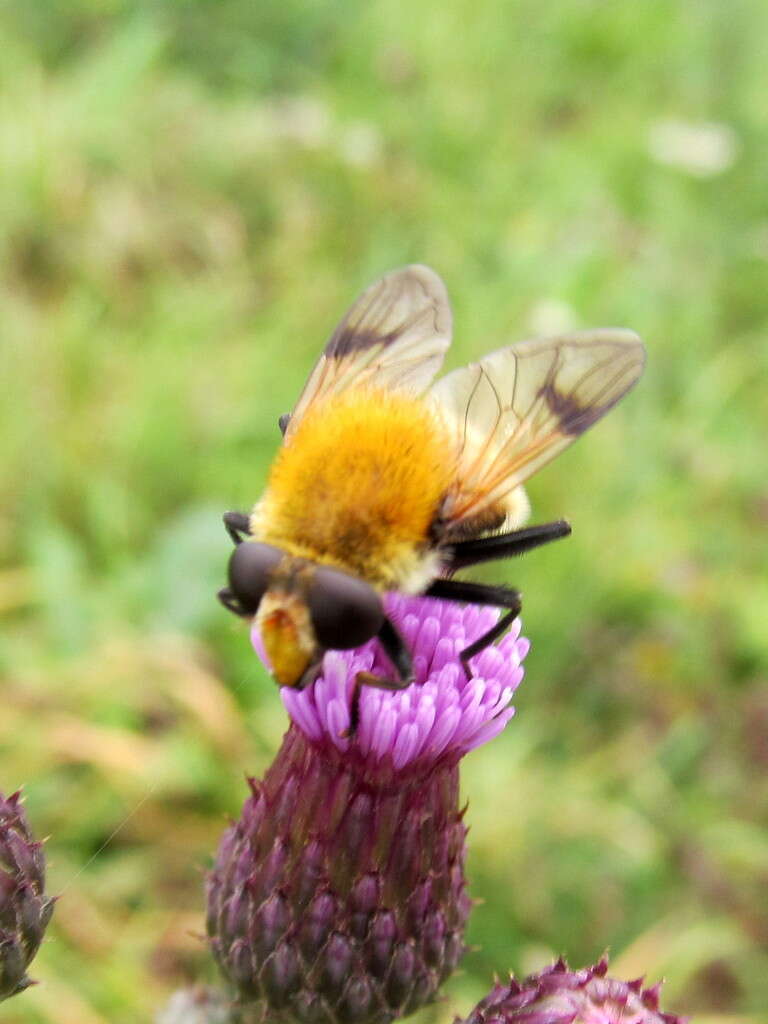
[284,265,452,439]
[431,329,646,526]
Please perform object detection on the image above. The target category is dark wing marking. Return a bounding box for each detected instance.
[285,265,452,438]
[430,329,646,523]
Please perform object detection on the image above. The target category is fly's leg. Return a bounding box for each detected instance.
[295,660,323,691]
[346,618,414,736]
[443,520,571,572]
[218,586,250,617]
[223,511,251,546]
[425,578,522,679]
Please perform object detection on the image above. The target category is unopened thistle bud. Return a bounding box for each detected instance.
[459,957,687,1024]
[207,595,528,1024]
[0,791,54,1001]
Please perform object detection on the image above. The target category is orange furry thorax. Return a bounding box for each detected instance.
[251,389,454,589]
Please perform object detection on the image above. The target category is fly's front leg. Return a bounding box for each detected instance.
[295,660,323,691]
[223,511,251,546]
[346,618,414,736]
[425,578,522,678]
[218,586,249,617]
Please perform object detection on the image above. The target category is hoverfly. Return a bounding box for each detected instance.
[219,266,644,712]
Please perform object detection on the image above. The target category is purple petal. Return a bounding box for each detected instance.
[370,706,397,760]
[391,723,421,770]
[281,690,322,741]
[462,707,517,752]
[261,595,529,772]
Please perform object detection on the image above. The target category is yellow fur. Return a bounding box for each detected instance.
[251,390,454,588]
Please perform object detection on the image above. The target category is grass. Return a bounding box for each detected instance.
[1,1,767,1020]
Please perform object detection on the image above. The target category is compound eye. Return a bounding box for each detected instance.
[227,542,283,614]
[308,567,384,650]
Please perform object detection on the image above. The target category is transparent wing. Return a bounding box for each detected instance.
[431,329,646,524]
[285,265,452,438]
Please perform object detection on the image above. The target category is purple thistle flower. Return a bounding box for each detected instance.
[207,596,528,1024]
[459,957,687,1024]
[257,594,528,770]
[0,791,54,1002]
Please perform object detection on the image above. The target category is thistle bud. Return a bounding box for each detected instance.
[207,595,528,1024]
[0,791,54,1001]
[459,957,687,1024]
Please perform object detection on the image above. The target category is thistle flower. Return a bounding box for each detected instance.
[459,957,687,1024]
[207,595,528,1024]
[0,791,54,1001]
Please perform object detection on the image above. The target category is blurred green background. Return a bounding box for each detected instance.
[2,1,767,1021]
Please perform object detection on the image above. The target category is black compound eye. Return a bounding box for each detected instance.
[308,567,384,650]
[227,542,283,614]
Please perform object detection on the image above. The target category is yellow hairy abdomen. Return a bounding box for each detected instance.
[253,390,453,588]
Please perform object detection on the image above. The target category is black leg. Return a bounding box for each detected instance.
[218,586,249,617]
[444,520,571,572]
[425,577,522,609]
[425,578,522,678]
[295,659,323,691]
[278,413,291,436]
[458,609,519,675]
[346,618,415,736]
[223,511,251,546]
[374,618,414,686]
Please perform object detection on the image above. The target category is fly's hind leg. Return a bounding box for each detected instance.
[346,618,414,736]
[425,578,522,679]
[444,520,571,571]
[223,511,251,546]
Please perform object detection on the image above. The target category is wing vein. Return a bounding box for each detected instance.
[432,329,645,525]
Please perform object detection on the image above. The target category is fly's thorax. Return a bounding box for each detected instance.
[248,498,267,539]
[252,389,455,589]
[389,546,444,595]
